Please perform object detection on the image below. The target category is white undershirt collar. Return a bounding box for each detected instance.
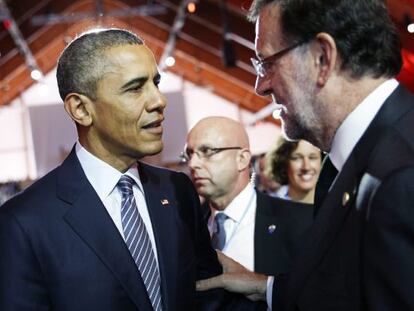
[330,79,398,172]
[75,142,144,199]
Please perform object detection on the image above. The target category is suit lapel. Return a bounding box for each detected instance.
[139,163,178,311]
[254,191,289,274]
[288,85,414,302]
[57,149,153,310]
[288,153,358,298]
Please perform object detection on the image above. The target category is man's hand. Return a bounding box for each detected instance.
[196,251,268,301]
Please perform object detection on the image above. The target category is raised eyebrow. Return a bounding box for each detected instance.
[120,76,148,91]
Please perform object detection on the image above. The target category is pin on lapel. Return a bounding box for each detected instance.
[161,199,170,206]
[268,224,276,234]
[342,192,350,207]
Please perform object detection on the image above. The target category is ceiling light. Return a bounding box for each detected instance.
[408,23,414,33]
[30,69,42,81]
[272,109,281,119]
[165,56,176,67]
[187,2,196,13]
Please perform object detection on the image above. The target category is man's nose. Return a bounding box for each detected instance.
[255,75,272,97]
[188,152,202,169]
[147,88,167,112]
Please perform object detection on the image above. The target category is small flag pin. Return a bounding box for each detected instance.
[268,224,276,234]
[161,199,169,205]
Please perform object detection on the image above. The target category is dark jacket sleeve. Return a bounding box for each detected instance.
[174,172,267,310]
[0,200,50,310]
[174,171,222,279]
[363,166,414,310]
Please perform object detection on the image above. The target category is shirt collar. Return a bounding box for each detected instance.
[75,142,143,199]
[214,183,256,223]
[330,79,399,171]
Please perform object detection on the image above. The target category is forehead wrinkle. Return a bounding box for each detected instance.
[107,44,156,72]
[99,45,158,92]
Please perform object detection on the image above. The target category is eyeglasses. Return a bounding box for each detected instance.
[180,145,242,163]
[250,39,309,78]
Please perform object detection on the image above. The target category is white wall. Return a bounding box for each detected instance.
[0,103,36,181]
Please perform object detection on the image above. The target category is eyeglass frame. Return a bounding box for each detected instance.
[180,145,242,163]
[250,39,309,78]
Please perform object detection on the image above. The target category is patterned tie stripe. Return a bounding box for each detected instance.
[118,175,162,311]
[211,213,227,251]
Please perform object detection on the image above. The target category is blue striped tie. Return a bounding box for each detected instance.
[211,213,228,251]
[118,175,162,311]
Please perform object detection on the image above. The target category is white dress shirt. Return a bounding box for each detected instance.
[330,79,399,172]
[266,79,399,310]
[208,183,257,271]
[75,142,159,262]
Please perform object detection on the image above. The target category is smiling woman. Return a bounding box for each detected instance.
[267,137,322,204]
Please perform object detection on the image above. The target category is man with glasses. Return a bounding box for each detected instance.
[197,0,414,310]
[185,116,313,277]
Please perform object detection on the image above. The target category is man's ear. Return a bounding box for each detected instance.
[237,149,252,172]
[64,93,93,127]
[313,32,338,87]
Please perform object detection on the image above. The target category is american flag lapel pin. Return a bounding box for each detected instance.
[161,199,170,206]
[268,224,276,234]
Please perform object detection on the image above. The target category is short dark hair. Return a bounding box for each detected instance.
[269,139,299,185]
[248,0,402,79]
[56,28,144,101]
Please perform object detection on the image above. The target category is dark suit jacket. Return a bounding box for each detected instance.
[254,191,313,276]
[0,148,221,311]
[273,85,414,311]
[202,190,314,275]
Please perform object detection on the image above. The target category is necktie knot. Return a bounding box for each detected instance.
[118,175,135,196]
[215,213,228,228]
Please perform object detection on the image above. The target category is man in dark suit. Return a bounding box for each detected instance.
[185,116,313,276]
[0,28,221,311]
[196,1,414,310]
